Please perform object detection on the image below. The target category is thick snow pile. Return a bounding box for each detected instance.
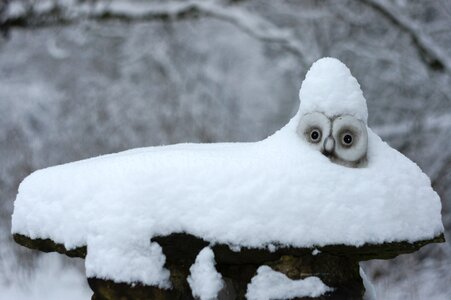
[299,57,368,123]
[246,266,332,300]
[187,247,224,300]
[11,57,443,286]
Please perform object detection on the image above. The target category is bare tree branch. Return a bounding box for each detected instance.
[2,0,309,67]
[361,0,451,73]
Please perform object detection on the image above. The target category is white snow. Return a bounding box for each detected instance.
[11,57,443,286]
[246,266,332,300]
[187,247,224,300]
[85,236,171,288]
[299,57,368,123]
[312,249,321,256]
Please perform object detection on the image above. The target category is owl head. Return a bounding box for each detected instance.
[297,112,368,167]
[296,57,369,167]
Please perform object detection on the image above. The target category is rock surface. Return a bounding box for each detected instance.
[13,232,445,300]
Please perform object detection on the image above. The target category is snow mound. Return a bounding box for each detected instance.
[246,266,332,300]
[11,57,443,286]
[187,247,224,300]
[299,57,368,123]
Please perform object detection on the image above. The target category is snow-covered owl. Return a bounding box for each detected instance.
[296,57,369,167]
[297,112,368,167]
[12,57,444,297]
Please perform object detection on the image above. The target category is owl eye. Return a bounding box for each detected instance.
[341,132,353,146]
[309,128,322,143]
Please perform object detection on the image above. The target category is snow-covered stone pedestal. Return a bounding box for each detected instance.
[14,232,444,300]
[11,58,446,300]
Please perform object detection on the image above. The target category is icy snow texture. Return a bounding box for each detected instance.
[187,247,224,300]
[299,57,368,123]
[11,58,443,286]
[246,266,332,300]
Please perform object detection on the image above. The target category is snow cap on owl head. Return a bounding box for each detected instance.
[298,57,368,124]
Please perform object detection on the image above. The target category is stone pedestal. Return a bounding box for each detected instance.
[13,233,445,300]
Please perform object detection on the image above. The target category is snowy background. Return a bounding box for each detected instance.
[0,0,450,299]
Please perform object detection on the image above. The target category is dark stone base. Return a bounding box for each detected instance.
[13,232,445,300]
[88,244,364,299]
[88,278,184,300]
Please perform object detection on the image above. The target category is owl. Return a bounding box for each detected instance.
[297,112,368,167]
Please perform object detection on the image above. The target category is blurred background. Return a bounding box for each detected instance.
[0,0,450,299]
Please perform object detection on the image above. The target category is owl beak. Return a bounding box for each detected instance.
[323,136,335,156]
